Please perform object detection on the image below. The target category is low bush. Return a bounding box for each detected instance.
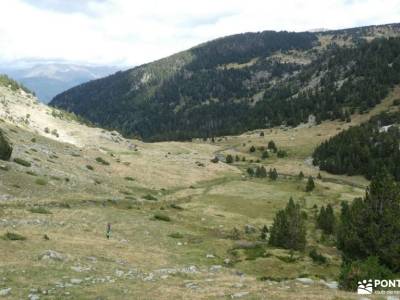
[309,249,327,264]
[29,207,51,214]
[13,158,31,167]
[154,213,171,222]
[170,203,184,210]
[96,157,110,165]
[2,232,26,240]
[143,194,157,201]
[169,232,183,239]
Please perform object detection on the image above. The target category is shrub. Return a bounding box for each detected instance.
[170,203,184,210]
[2,232,26,240]
[35,178,47,186]
[154,213,171,222]
[95,157,110,165]
[226,154,234,164]
[0,130,12,161]
[29,207,51,214]
[143,194,157,201]
[249,145,256,153]
[13,158,31,167]
[261,151,269,159]
[309,249,327,264]
[339,256,393,291]
[169,232,183,239]
[277,150,287,158]
[124,176,135,181]
[86,165,94,171]
[210,156,219,163]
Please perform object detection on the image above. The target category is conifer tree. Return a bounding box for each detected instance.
[267,140,277,153]
[337,169,400,272]
[306,176,315,192]
[269,198,306,250]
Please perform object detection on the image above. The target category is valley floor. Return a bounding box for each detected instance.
[1,85,399,299]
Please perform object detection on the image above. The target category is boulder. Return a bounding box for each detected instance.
[39,250,65,261]
[0,288,11,296]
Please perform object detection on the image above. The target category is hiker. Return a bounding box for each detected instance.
[106,223,111,239]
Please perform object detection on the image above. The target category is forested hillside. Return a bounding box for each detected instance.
[51,23,400,141]
[312,110,400,180]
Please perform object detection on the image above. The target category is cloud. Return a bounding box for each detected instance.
[20,0,107,15]
[0,0,399,67]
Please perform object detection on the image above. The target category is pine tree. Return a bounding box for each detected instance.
[298,171,305,179]
[317,204,335,234]
[269,197,306,251]
[269,168,278,180]
[249,145,256,153]
[261,151,269,159]
[337,169,400,272]
[267,140,277,153]
[306,176,315,192]
[260,225,269,240]
[255,166,267,178]
[226,154,233,164]
[247,167,254,177]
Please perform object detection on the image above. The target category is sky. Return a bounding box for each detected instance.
[0,0,399,67]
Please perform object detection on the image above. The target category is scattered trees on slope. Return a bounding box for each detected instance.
[269,197,307,251]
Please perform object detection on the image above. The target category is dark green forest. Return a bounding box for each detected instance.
[312,111,400,180]
[51,27,400,141]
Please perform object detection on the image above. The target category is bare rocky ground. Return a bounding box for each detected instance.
[0,85,398,299]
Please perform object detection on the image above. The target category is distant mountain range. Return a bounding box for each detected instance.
[51,23,400,141]
[0,62,119,103]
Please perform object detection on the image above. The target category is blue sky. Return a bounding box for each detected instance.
[0,0,399,66]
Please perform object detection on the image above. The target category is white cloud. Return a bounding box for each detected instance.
[0,0,399,66]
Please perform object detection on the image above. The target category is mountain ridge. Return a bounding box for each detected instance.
[51,23,400,141]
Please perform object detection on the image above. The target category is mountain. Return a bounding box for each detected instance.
[0,62,119,103]
[1,57,399,298]
[50,23,400,141]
